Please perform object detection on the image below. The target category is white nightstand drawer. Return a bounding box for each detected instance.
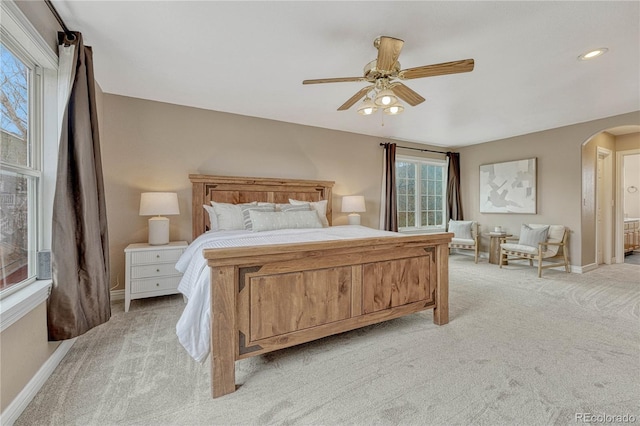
[131,248,184,265]
[125,241,188,312]
[131,263,179,279]
[130,275,181,294]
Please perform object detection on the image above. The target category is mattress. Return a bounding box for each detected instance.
[175,225,400,362]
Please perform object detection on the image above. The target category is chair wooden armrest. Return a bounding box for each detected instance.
[539,241,563,247]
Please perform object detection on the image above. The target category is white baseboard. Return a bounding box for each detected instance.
[110,289,125,301]
[0,338,76,425]
[571,263,597,274]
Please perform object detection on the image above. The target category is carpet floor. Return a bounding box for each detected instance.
[15,256,640,426]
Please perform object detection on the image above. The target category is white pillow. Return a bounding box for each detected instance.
[240,204,275,231]
[250,210,323,232]
[203,204,218,231]
[209,201,257,231]
[279,203,311,212]
[448,220,473,240]
[518,224,549,248]
[289,199,329,227]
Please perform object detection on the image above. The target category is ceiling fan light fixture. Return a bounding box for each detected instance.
[357,97,377,115]
[384,101,404,115]
[374,89,398,106]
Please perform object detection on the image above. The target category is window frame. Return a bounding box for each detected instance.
[0,0,59,326]
[396,154,448,234]
[1,38,43,295]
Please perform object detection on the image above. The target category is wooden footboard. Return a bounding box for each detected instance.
[203,233,452,398]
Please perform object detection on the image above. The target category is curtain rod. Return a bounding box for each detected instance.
[44,0,76,41]
[379,143,450,155]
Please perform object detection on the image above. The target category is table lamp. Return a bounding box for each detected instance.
[139,192,180,245]
[342,195,366,225]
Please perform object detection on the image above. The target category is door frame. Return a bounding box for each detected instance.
[615,148,640,263]
[596,147,613,265]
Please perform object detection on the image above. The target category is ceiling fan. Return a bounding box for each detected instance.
[302,36,474,115]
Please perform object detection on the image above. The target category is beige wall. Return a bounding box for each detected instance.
[616,132,640,152]
[101,94,451,290]
[14,1,61,51]
[457,111,640,267]
[0,304,59,412]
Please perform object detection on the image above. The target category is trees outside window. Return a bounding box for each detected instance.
[1,42,38,292]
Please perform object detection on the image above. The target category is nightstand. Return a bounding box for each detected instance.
[124,241,188,312]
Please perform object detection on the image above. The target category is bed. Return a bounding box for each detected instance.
[179,174,452,398]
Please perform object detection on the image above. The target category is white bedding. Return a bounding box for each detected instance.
[175,225,401,362]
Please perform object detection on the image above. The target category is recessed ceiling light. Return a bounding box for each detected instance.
[578,48,608,61]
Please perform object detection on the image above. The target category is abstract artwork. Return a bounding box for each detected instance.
[479,158,536,214]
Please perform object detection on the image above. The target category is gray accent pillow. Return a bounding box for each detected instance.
[250,210,323,232]
[518,224,550,248]
[209,201,257,231]
[240,204,275,231]
[448,220,473,240]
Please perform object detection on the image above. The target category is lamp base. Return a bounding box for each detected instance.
[148,216,170,245]
[347,213,361,226]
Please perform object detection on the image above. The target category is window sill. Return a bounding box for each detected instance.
[0,280,52,333]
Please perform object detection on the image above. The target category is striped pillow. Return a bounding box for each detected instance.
[241,204,275,231]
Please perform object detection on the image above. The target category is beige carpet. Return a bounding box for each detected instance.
[16,256,640,425]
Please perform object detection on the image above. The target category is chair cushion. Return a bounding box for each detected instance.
[502,243,539,255]
[501,243,557,259]
[451,237,475,246]
[518,224,549,248]
[449,220,473,240]
[530,224,565,256]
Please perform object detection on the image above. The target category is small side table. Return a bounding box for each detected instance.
[488,233,512,265]
[124,241,188,312]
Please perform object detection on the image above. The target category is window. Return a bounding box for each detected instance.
[396,155,447,232]
[1,41,40,294]
[0,0,58,302]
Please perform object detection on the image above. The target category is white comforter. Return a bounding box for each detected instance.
[175,225,400,362]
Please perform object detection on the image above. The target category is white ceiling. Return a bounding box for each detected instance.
[52,1,640,148]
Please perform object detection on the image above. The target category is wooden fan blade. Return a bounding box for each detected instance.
[389,82,425,106]
[376,36,404,72]
[338,85,374,111]
[303,77,366,84]
[400,59,474,80]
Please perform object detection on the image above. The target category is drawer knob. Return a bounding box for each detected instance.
[156,283,159,287]
[156,254,160,258]
[156,269,160,272]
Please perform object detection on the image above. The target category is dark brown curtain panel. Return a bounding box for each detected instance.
[48,32,110,340]
[383,143,398,232]
[446,152,463,221]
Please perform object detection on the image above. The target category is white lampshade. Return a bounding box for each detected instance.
[139,192,180,245]
[139,192,180,216]
[341,195,366,213]
[374,89,398,107]
[384,101,404,115]
[357,97,377,116]
[342,195,366,226]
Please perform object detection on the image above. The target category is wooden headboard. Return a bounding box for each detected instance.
[190,174,335,238]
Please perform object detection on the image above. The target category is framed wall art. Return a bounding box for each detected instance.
[479,158,537,214]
